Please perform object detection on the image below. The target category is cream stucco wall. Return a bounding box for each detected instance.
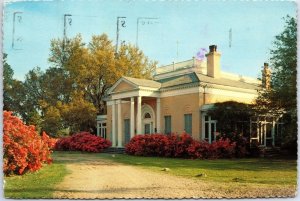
[160,93,201,140]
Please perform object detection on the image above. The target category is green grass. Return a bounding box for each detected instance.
[4,162,69,199]
[4,151,297,198]
[95,153,297,186]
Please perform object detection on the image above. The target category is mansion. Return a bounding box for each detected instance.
[97,45,281,148]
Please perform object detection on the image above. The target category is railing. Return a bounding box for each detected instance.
[156,58,205,75]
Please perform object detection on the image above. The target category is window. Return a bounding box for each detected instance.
[98,122,107,139]
[144,113,151,119]
[164,116,171,134]
[184,114,192,135]
[203,115,217,143]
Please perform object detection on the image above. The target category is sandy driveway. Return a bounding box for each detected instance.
[53,154,296,199]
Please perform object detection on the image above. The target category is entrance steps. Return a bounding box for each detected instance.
[102,147,126,154]
[259,147,284,158]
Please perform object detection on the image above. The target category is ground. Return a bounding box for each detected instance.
[4,152,297,199]
[53,152,296,199]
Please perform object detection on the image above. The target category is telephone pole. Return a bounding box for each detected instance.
[115,16,126,54]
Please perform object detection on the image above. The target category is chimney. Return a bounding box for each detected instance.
[206,45,221,78]
[262,63,271,90]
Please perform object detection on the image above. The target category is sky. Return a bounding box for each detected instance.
[3,0,297,81]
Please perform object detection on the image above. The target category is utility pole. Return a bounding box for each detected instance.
[115,16,126,54]
[176,40,179,62]
[63,14,72,41]
[12,11,23,49]
[136,17,158,48]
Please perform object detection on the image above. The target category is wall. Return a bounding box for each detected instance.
[160,93,201,140]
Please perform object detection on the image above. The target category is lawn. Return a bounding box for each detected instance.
[4,151,297,198]
[96,153,297,186]
[4,162,69,199]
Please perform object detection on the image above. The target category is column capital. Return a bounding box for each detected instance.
[130,97,135,102]
[156,97,161,102]
[116,99,122,104]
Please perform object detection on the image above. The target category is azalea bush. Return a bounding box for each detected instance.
[55,131,111,152]
[3,111,56,176]
[125,133,237,159]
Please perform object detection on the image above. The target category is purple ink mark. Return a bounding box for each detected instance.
[196,48,207,61]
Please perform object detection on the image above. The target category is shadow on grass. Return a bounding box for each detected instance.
[6,186,162,195]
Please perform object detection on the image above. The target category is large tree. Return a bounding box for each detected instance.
[255,16,297,150]
[49,34,157,114]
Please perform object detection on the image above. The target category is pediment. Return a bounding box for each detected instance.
[108,78,137,94]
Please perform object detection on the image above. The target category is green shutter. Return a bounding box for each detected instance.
[184,114,192,135]
[165,116,171,134]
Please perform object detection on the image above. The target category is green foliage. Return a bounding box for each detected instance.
[255,16,297,149]
[60,91,97,133]
[207,101,253,135]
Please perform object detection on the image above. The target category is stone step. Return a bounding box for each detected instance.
[102,147,126,154]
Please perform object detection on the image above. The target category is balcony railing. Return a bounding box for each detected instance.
[156,58,206,75]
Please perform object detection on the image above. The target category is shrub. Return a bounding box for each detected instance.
[54,131,111,152]
[125,133,237,159]
[3,111,54,176]
[218,132,250,157]
[209,138,236,159]
[187,140,210,159]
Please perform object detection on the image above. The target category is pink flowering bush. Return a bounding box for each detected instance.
[3,111,55,176]
[55,131,111,152]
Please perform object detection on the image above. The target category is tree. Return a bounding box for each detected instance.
[49,34,157,115]
[3,53,15,111]
[255,16,297,151]
[60,91,97,133]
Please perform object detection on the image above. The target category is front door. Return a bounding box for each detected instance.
[144,123,151,134]
[124,119,130,144]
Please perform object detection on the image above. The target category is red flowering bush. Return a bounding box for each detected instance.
[209,138,236,159]
[55,132,111,152]
[125,134,169,156]
[3,111,54,176]
[125,133,237,159]
[187,140,210,159]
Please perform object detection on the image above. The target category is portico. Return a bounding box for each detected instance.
[107,76,161,147]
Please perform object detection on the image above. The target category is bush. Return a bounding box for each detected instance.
[125,133,237,159]
[55,131,111,152]
[187,140,210,159]
[218,132,250,158]
[209,138,236,159]
[3,111,55,176]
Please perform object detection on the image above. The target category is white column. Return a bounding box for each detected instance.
[156,98,161,133]
[112,100,116,147]
[136,96,142,134]
[130,97,135,138]
[117,100,122,147]
[96,122,100,137]
[272,119,275,146]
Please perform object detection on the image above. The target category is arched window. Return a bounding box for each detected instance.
[144,113,151,119]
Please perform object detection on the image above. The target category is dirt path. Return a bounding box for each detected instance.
[53,155,296,199]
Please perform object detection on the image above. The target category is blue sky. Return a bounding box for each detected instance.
[3,0,296,80]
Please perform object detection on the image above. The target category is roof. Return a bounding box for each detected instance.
[158,73,199,88]
[109,72,260,95]
[155,72,260,90]
[196,73,260,90]
[122,76,161,88]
